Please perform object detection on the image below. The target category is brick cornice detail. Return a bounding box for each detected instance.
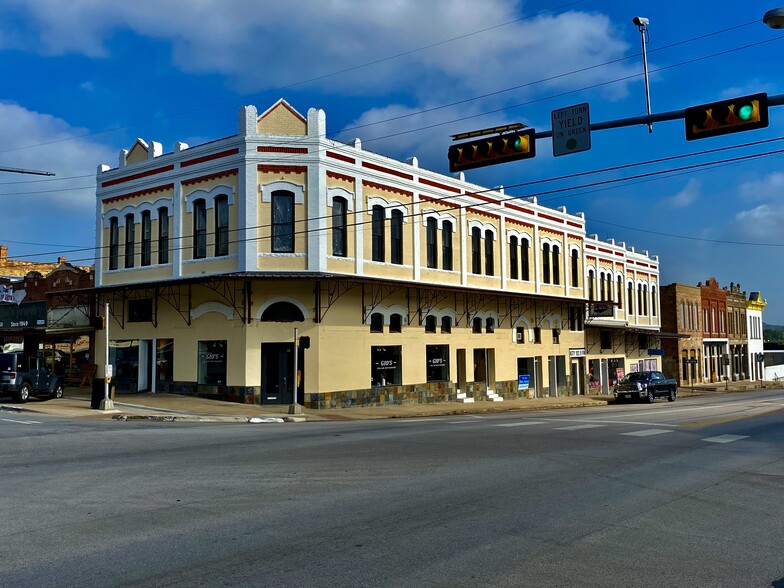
[326,151,355,164]
[102,183,174,204]
[327,170,355,184]
[181,148,240,168]
[419,177,460,193]
[182,168,238,187]
[257,146,308,154]
[362,179,412,198]
[257,164,307,174]
[362,161,413,180]
[467,206,500,220]
[101,165,175,188]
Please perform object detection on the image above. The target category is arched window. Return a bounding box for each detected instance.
[588,269,595,300]
[426,217,437,269]
[390,313,403,333]
[372,205,385,262]
[441,316,452,333]
[370,313,384,333]
[552,245,560,285]
[471,227,481,274]
[484,230,494,276]
[442,221,453,271]
[486,317,495,333]
[628,281,634,314]
[109,217,119,270]
[509,236,519,280]
[472,316,482,333]
[617,275,623,308]
[542,243,551,284]
[125,213,136,268]
[571,249,579,287]
[141,210,152,266]
[637,284,643,315]
[215,194,229,257]
[260,301,305,322]
[521,239,530,281]
[157,207,169,265]
[193,198,207,259]
[390,210,403,265]
[271,190,294,253]
[651,286,657,317]
[425,315,437,333]
[332,197,347,257]
[643,285,649,316]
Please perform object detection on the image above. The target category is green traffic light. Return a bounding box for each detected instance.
[736,102,754,121]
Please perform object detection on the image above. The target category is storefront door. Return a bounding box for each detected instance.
[261,343,294,404]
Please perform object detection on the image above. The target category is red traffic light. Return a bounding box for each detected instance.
[448,129,535,172]
[685,93,768,141]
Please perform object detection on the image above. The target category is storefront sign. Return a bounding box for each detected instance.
[569,348,586,358]
[647,348,664,356]
[517,375,530,390]
[0,301,46,329]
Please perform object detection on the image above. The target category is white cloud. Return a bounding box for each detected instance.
[732,203,784,241]
[661,178,700,208]
[738,172,784,202]
[0,1,638,100]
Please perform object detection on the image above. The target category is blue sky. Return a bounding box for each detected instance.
[1,0,783,321]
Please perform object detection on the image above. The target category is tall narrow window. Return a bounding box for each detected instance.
[442,221,453,271]
[588,270,595,300]
[124,213,135,268]
[542,243,551,284]
[332,197,347,257]
[484,230,494,276]
[141,210,152,266]
[271,191,294,253]
[651,286,657,317]
[193,198,207,259]
[441,316,452,333]
[158,207,169,264]
[552,245,560,285]
[372,205,385,262]
[521,239,530,281]
[617,276,623,308]
[215,195,229,257]
[509,236,519,280]
[643,285,649,316]
[571,249,579,287]
[426,217,437,269]
[637,284,643,315]
[471,227,481,274]
[628,282,634,314]
[109,217,119,270]
[390,210,403,265]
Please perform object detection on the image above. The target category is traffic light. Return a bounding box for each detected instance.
[298,336,310,349]
[448,129,536,172]
[685,93,768,141]
[93,316,105,330]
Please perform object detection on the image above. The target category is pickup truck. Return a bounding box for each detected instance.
[0,352,64,403]
[614,370,677,403]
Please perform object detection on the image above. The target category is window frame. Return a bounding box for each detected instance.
[193,198,207,259]
[271,190,295,253]
[214,194,229,257]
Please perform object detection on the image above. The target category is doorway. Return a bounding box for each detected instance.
[261,343,304,404]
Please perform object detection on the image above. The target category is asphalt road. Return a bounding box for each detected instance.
[2,391,784,587]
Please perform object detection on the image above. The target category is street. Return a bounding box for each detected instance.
[2,390,784,587]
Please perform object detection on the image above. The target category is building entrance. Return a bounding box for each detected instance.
[261,343,303,404]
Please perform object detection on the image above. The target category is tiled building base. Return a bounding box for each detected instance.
[304,381,458,409]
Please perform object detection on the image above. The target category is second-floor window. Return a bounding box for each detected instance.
[471,227,481,274]
[521,239,530,281]
[158,207,169,264]
[571,249,579,287]
[442,221,453,271]
[109,217,119,270]
[141,210,152,266]
[372,205,385,262]
[484,230,494,276]
[426,217,437,269]
[552,245,560,285]
[509,236,519,280]
[124,213,135,268]
[542,243,551,284]
[332,197,347,257]
[390,210,403,265]
[272,191,294,253]
[193,198,207,259]
[215,195,229,257]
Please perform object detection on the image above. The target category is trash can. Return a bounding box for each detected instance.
[91,378,116,409]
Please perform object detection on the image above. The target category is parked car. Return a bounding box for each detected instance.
[614,370,677,403]
[0,353,64,403]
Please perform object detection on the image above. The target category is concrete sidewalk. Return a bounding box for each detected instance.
[0,380,777,423]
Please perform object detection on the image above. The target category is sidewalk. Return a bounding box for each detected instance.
[0,380,777,423]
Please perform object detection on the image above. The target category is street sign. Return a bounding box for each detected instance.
[685,359,698,365]
[551,103,591,157]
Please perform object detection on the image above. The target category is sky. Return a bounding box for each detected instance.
[1,0,783,321]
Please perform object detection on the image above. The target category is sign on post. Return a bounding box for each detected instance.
[551,103,591,157]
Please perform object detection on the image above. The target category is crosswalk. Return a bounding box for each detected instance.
[396,416,751,445]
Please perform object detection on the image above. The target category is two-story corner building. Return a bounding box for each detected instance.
[700,277,728,383]
[659,283,703,387]
[93,100,661,408]
[725,282,748,381]
[746,291,766,381]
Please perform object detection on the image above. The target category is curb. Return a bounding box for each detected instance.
[113,414,305,423]
[0,405,22,413]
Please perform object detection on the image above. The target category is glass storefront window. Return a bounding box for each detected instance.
[198,340,227,385]
[156,339,173,384]
[109,340,139,393]
[371,346,401,387]
[426,345,449,382]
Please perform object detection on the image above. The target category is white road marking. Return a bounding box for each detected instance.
[447,420,481,424]
[0,417,41,425]
[554,424,606,431]
[621,429,675,437]
[494,421,548,427]
[702,434,749,444]
[540,418,679,428]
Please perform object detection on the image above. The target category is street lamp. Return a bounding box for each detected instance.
[632,16,653,133]
[763,8,784,28]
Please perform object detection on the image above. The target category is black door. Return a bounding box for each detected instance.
[261,343,293,404]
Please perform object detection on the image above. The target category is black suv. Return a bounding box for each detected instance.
[0,353,64,403]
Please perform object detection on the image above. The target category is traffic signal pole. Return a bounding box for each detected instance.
[534,93,784,140]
